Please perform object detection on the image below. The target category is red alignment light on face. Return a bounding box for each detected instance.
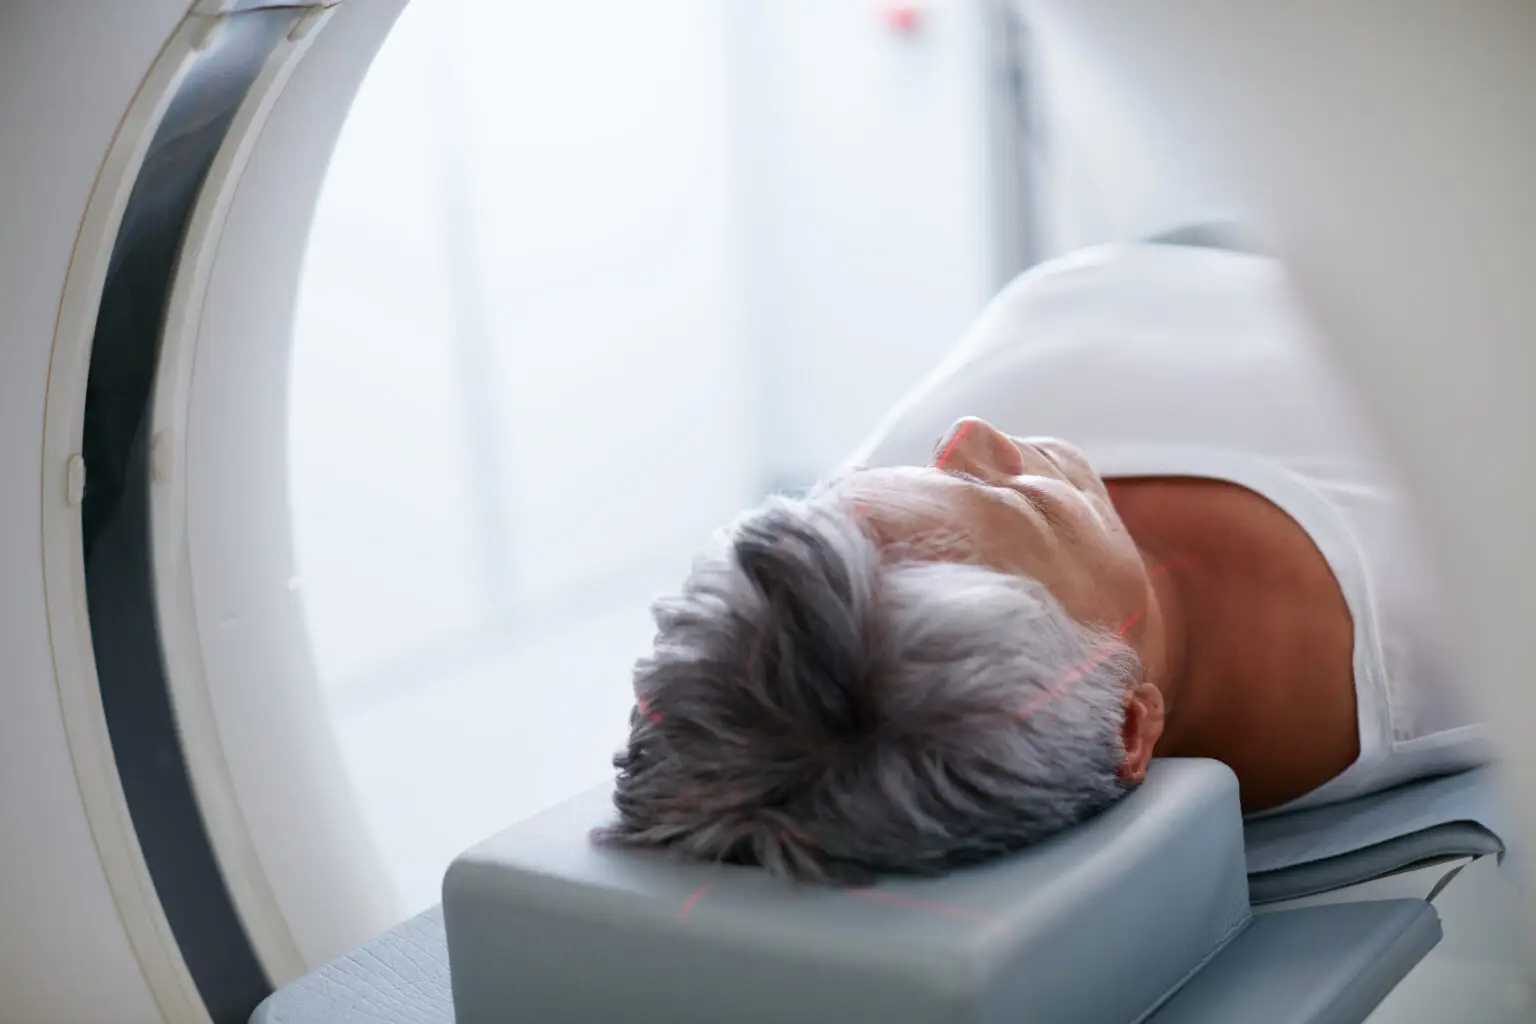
[933,420,973,471]
[1011,557,1193,722]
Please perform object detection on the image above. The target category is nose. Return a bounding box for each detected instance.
[932,417,1024,478]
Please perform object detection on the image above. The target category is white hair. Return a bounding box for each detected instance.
[598,479,1138,883]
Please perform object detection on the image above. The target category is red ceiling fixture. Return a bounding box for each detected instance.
[881,2,925,35]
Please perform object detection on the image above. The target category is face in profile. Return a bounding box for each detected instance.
[845,417,1154,640]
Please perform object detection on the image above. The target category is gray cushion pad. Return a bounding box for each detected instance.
[1148,899,1442,1024]
[1245,767,1508,904]
[1249,822,1502,904]
[442,759,1253,1024]
[248,906,453,1024]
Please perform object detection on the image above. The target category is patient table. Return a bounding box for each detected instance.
[250,759,1520,1023]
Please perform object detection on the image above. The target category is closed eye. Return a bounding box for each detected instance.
[940,468,987,487]
[942,467,1072,530]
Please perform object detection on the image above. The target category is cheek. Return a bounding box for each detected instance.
[1054,555,1143,631]
[1050,519,1149,631]
[1103,546,1154,627]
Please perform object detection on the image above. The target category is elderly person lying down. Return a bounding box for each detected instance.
[598,243,1493,883]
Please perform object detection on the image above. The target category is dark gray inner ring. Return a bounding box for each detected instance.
[81,10,297,1022]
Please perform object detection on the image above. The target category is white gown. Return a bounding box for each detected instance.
[848,243,1493,814]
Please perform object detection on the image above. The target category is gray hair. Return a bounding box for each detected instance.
[596,482,1138,884]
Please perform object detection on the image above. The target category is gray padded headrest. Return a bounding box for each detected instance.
[442,759,1253,1024]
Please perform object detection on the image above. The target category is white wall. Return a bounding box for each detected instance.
[288,0,1010,910]
[291,0,762,686]
[1024,5,1243,259]
[730,0,1000,490]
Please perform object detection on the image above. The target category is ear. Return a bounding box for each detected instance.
[1117,682,1166,785]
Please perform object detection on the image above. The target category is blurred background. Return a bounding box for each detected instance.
[287,0,1038,913]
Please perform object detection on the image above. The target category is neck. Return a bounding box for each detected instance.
[1137,547,1202,753]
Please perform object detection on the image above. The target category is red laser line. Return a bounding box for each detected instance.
[1013,648,1112,720]
[1147,555,1199,580]
[847,888,990,923]
[1011,556,1193,721]
[677,883,711,921]
[933,420,974,470]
